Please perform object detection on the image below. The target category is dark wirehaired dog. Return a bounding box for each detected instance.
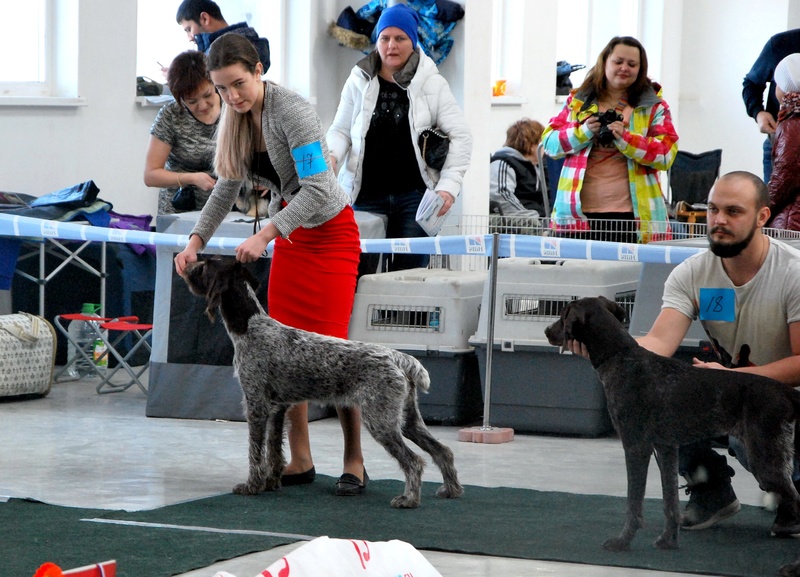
[544,296,800,551]
[182,257,463,508]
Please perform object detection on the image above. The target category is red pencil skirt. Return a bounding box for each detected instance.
[268,205,360,339]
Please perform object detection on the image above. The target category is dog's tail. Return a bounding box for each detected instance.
[393,350,431,393]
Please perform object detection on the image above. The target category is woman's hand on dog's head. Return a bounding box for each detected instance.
[174,235,202,276]
[235,222,280,263]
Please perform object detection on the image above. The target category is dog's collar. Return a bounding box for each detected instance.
[590,347,627,370]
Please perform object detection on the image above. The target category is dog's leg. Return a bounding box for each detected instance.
[653,444,680,550]
[745,419,800,536]
[263,404,288,492]
[234,407,269,495]
[400,397,463,499]
[604,443,651,551]
[362,405,426,508]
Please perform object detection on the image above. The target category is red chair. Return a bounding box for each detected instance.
[93,318,152,394]
[53,313,151,394]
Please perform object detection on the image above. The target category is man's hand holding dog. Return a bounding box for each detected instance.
[692,359,728,371]
[565,339,590,359]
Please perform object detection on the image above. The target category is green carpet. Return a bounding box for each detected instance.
[4,476,799,577]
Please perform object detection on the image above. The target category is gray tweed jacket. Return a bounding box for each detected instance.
[191,81,349,244]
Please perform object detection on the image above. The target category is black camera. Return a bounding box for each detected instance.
[594,109,623,145]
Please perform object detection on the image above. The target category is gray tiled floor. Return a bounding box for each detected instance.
[0,375,770,577]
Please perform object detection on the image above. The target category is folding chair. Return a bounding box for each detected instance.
[93,318,152,394]
[668,149,722,235]
[668,149,722,208]
[53,313,151,394]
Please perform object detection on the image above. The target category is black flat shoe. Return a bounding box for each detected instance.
[334,468,368,496]
[281,466,316,486]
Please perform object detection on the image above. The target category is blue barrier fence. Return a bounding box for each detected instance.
[0,213,706,264]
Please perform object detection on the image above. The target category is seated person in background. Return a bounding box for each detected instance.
[489,118,548,217]
[767,53,800,231]
[144,50,221,214]
[175,0,270,73]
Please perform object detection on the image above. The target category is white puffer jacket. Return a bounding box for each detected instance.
[326,48,472,204]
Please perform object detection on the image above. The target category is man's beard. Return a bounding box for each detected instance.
[708,225,756,258]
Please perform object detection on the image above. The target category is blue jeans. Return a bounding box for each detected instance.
[728,435,800,482]
[680,436,800,485]
[355,189,430,272]
[763,137,773,184]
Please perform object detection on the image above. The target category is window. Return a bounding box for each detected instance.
[491,0,524,97]
[556,0,641,90]
[0,0,80,102]
[136,0,284,85]
[0,0,49,96]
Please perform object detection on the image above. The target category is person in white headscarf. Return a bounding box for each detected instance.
[767,53,800,230]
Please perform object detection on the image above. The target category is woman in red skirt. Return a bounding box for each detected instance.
[174,34,365,495]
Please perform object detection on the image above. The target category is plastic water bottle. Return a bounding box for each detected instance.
[92,337,108,375]
[66,303,102,378]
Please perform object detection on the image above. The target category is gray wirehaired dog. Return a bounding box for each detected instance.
[182,257,463,508]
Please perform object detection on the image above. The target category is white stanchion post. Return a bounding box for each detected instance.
[458,233,514,444]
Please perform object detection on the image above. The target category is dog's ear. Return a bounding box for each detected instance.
[561,301,587,341]
[236,262,261,292]
[597,295,627,324]
[202,260,227,323]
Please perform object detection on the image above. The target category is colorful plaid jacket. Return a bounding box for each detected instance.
[542,84,679,242]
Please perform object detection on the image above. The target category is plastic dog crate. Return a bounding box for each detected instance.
[348,268,487,425]
[469,258,642,436]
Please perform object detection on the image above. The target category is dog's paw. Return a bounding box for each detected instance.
[779,560,800,577]
[437,483,464,499]
[390,494,421,509]
[264,477,281,492]
[654,534,679,550]
[233,482,261,496]
[602,537,631,552]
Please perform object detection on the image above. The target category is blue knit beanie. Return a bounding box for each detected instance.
[375,4,419,47]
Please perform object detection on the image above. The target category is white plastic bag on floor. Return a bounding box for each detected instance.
[213,536,442,577]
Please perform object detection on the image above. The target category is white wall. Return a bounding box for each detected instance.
[0,0,159,216]
[0,1,794,217]
[677,0,790,178]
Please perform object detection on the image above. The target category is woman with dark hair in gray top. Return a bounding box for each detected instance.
[144,50,221,214]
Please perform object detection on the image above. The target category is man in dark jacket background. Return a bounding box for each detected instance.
[176,0,270,73]
[742,28,800,182]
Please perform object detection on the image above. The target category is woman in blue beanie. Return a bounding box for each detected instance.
[327,3,472,272]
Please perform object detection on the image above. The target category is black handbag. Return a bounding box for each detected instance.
[418,127,450,171]
[171,185,197,212]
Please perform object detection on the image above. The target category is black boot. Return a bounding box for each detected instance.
[681,462,740,530]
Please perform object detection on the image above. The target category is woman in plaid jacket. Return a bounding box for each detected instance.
[542,36,679,243]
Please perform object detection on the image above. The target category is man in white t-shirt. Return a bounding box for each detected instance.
[640,170,800,534]
[570,170,800,534]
